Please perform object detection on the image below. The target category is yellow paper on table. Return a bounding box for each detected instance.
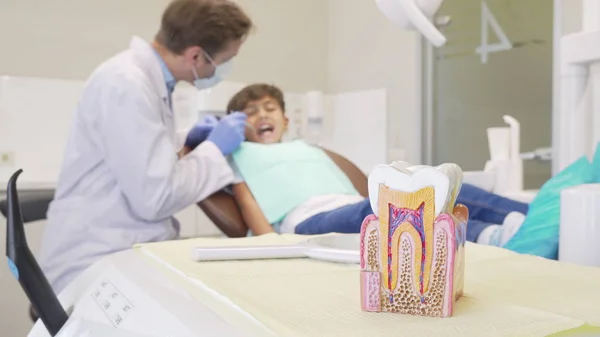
[134,234,600,337]
[463,243,600,326]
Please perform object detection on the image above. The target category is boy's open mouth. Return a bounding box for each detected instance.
[257,123,275,136]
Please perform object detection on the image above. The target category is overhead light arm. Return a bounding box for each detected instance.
[376,0,447,47]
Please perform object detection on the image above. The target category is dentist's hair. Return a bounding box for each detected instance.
[227,83,286,113]
[156,0,253,56]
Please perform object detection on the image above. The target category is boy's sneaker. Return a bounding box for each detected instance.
[477,212,526,246]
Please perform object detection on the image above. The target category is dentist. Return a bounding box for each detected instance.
[39,0,253,294]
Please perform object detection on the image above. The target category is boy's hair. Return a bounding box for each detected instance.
[156,0,253,56]
[227,83,286,113]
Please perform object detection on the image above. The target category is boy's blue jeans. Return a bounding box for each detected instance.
[294,183,530,242]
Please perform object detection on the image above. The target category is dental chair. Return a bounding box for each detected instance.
[0,189,54,223]
[0,189,54,323]
[198,148,369,237]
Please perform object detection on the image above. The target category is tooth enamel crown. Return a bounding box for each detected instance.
[360,161,468,317]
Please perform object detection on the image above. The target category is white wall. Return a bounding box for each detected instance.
[232,0,329,91]
[562,0,583,34]
[0,0,329,92]
[326,0,422,164]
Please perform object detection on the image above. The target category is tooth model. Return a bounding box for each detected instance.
[360,162,468,317]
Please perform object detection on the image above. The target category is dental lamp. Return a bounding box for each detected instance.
[375,0,447,47]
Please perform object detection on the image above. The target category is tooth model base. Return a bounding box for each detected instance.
[359,181,468,317]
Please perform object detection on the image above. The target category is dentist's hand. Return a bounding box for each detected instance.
[207,112,247,156]
[184,115,219,150]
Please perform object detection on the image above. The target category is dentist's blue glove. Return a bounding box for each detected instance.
[207,112,247,156]
[185,115,219,149]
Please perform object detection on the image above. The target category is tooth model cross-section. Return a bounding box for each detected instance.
[359,161,468,317]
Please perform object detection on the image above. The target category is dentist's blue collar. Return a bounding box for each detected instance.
[152,48,176,95]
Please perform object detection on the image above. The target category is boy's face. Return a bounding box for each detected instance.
[242,96,288,144]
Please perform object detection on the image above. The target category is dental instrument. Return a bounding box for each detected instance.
[192,245,308,261]
[6,170,68,336]
[245,121,256,133]
[520,147,553,161]
[213,113,256,133]
[191,235,361,264]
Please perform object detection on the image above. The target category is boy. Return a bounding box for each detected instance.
[225,83,529,245]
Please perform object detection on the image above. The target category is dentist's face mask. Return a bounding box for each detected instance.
[192,50,233,90]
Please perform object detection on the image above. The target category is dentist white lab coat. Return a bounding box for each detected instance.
[39,37,234,294]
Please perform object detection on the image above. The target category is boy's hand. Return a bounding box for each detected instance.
[184,115,219,150]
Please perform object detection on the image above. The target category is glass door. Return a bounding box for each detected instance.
[424,0,553,189]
